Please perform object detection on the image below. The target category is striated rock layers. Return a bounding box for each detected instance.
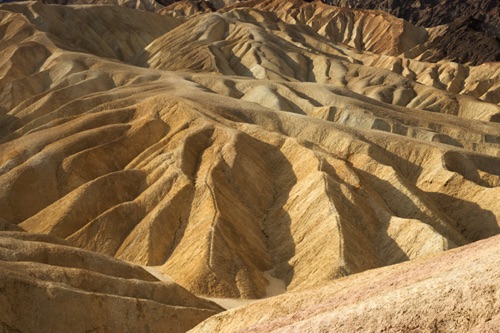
[323,0,500,65]
[322,0,500,27]
[0,0,499,313]
[162,0,500,64]
[190,234,500,332]
[0,232,223,333]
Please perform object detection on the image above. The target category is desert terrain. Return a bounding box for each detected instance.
[0,0,499,332]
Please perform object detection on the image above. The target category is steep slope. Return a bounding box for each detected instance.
[182,0,499,65]
[323,0,500,65]
[323,0,500,27]
[154,1,500,105]
[0,1,180,65]
[0,0,499,301]
[190,234,500,333]
[0,231,223,333]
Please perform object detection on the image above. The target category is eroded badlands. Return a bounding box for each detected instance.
[0,0,499,332]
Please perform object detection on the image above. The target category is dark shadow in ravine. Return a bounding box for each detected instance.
[0,114,21,143]
[365,139,500,243]
[425,192,500,242]
[162,115,298,298]
[353,167,433,265]
[211,129,297,297]
[259,143,297,290]
[319,161,387,271]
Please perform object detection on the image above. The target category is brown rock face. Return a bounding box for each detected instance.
[0,0,499,330]
[0,232,223,333]
[322,0,500,65]
[1,0,500,298]
[323,0,500,27]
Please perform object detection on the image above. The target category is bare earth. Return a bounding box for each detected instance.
[190,234,500,332]
[0,0,499,331]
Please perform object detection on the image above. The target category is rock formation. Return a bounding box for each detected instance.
[322,0,500,64]
[0,232,223,332]
[323,0,500,27]
[159,0,500,64]
[190,234,500,332]
[0,0,498,331]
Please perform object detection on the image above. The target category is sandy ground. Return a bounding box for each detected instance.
[143,266,287,309]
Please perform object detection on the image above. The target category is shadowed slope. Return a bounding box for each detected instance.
[137,5,500,107]
[0,231,223,333]
[0,1,180,66]
[190,234,500,333]
[0,1,499,300]
[324,0,500,66]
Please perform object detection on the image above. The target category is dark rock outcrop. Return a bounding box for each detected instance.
[322,0,500,64]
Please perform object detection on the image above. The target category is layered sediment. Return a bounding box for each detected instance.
[0,0,498,331]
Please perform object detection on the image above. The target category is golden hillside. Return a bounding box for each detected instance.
[0,0,498,331]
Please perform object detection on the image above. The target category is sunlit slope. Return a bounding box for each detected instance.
[0,1,499,299]
[190,234,500,332]
[0,231,223,333]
